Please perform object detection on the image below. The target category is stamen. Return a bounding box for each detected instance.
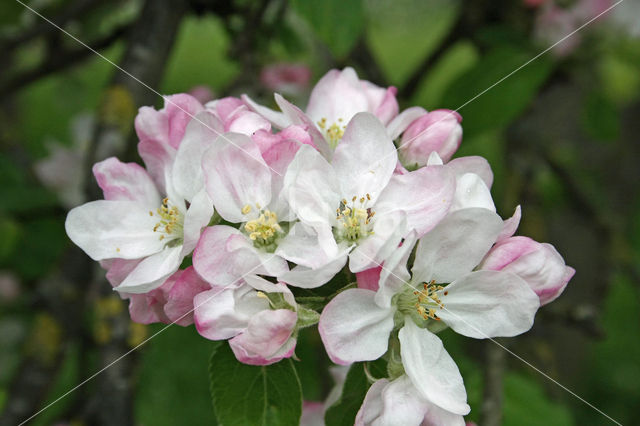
[243,208,282,247]
[151,198,184,242]
[335,194,376,242]
[317,117,347,148]
[413,280,445,321]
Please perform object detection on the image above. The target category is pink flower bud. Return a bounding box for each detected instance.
[188,85,214,104]
[481,236,575,305]
[399,110,462,168]
[260,63,312,96]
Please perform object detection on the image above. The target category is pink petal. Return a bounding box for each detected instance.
[163,93,205,148]
[92,158,160,206]
[164,266,210,326]
[356,267,382,291]
[229,309,297,365]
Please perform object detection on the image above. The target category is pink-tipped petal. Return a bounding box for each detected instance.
[319,288,394,365]
[93,158,160,206]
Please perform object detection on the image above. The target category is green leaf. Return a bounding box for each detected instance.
[365,0,461,86]
[324,360,387,426]
[209,343,302,426]
[441,46,554,137]
[290,0,364,59]
[136,327,218,426]
[412,41,480,109]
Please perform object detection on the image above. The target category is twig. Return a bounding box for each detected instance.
[0,1,188,425]
[0,24,130,98]
[0,0,106,52]
[480,339,506,426]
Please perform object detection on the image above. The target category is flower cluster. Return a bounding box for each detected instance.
[65,67,574,425]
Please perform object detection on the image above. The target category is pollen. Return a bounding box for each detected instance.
[317,117,347,149]
[335,194,375,242]
[151,197,184,242]
[244,208,282,247]
[242,204,252,215]
[414,280,445,321]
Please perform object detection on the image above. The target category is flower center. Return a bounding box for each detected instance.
[151,197,184,245]
[413,280,445,321]
[334,195,375,242]
[397,280,448,325]
[242,204,283,249]
[317,117,346,149]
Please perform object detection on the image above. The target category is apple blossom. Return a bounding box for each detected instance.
[260,63,312,97]
[192,132,292,285]
[481,235,575,305]
[244,67,406,156]
[277,112,455,287]
[65,157,213,293]
[398,109,463,169]
[319,207,540,366]
[194,275,298,365]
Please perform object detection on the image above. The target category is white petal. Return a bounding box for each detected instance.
[398,321,470,415]
[437,270,540,338]
[278,255,348,288]
[284,145,341,228]
[375,232,416,308]
[422,402,465,426]
[305,67,369,125]
[450,173,496,212]
[386,106,426,140]
[318,288,394,365]
[241,94,292,129]
[446,156,493,188]
[355,379,387,426]
[497,205,521,242]
[172,111,223,202]
[413,208,503,284]
[332,113,397,204]
[274,93,332,159]
[202,133,272,223]
[194,284,267,340]
[348,212,406,273]
[378,376,430,426]
[375,165,456,236]
[181,189,214,255]
[115,246,183,293]
[65,200,165,260]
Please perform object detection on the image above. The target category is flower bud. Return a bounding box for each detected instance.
[481,236,575,305]
[399,110,462,168]
[260,63,312,97]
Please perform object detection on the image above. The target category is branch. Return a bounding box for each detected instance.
[480,340,506,426]
[0,24,130,98]
[0,1,188,424]
[0,0,107,52]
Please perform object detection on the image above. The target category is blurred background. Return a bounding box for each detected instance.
[1,0,639,425]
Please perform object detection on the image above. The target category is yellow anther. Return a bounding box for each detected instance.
[414,280,445,321]
[335,194,375,242]
[244,208,282,246]
[152,197,183,242]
